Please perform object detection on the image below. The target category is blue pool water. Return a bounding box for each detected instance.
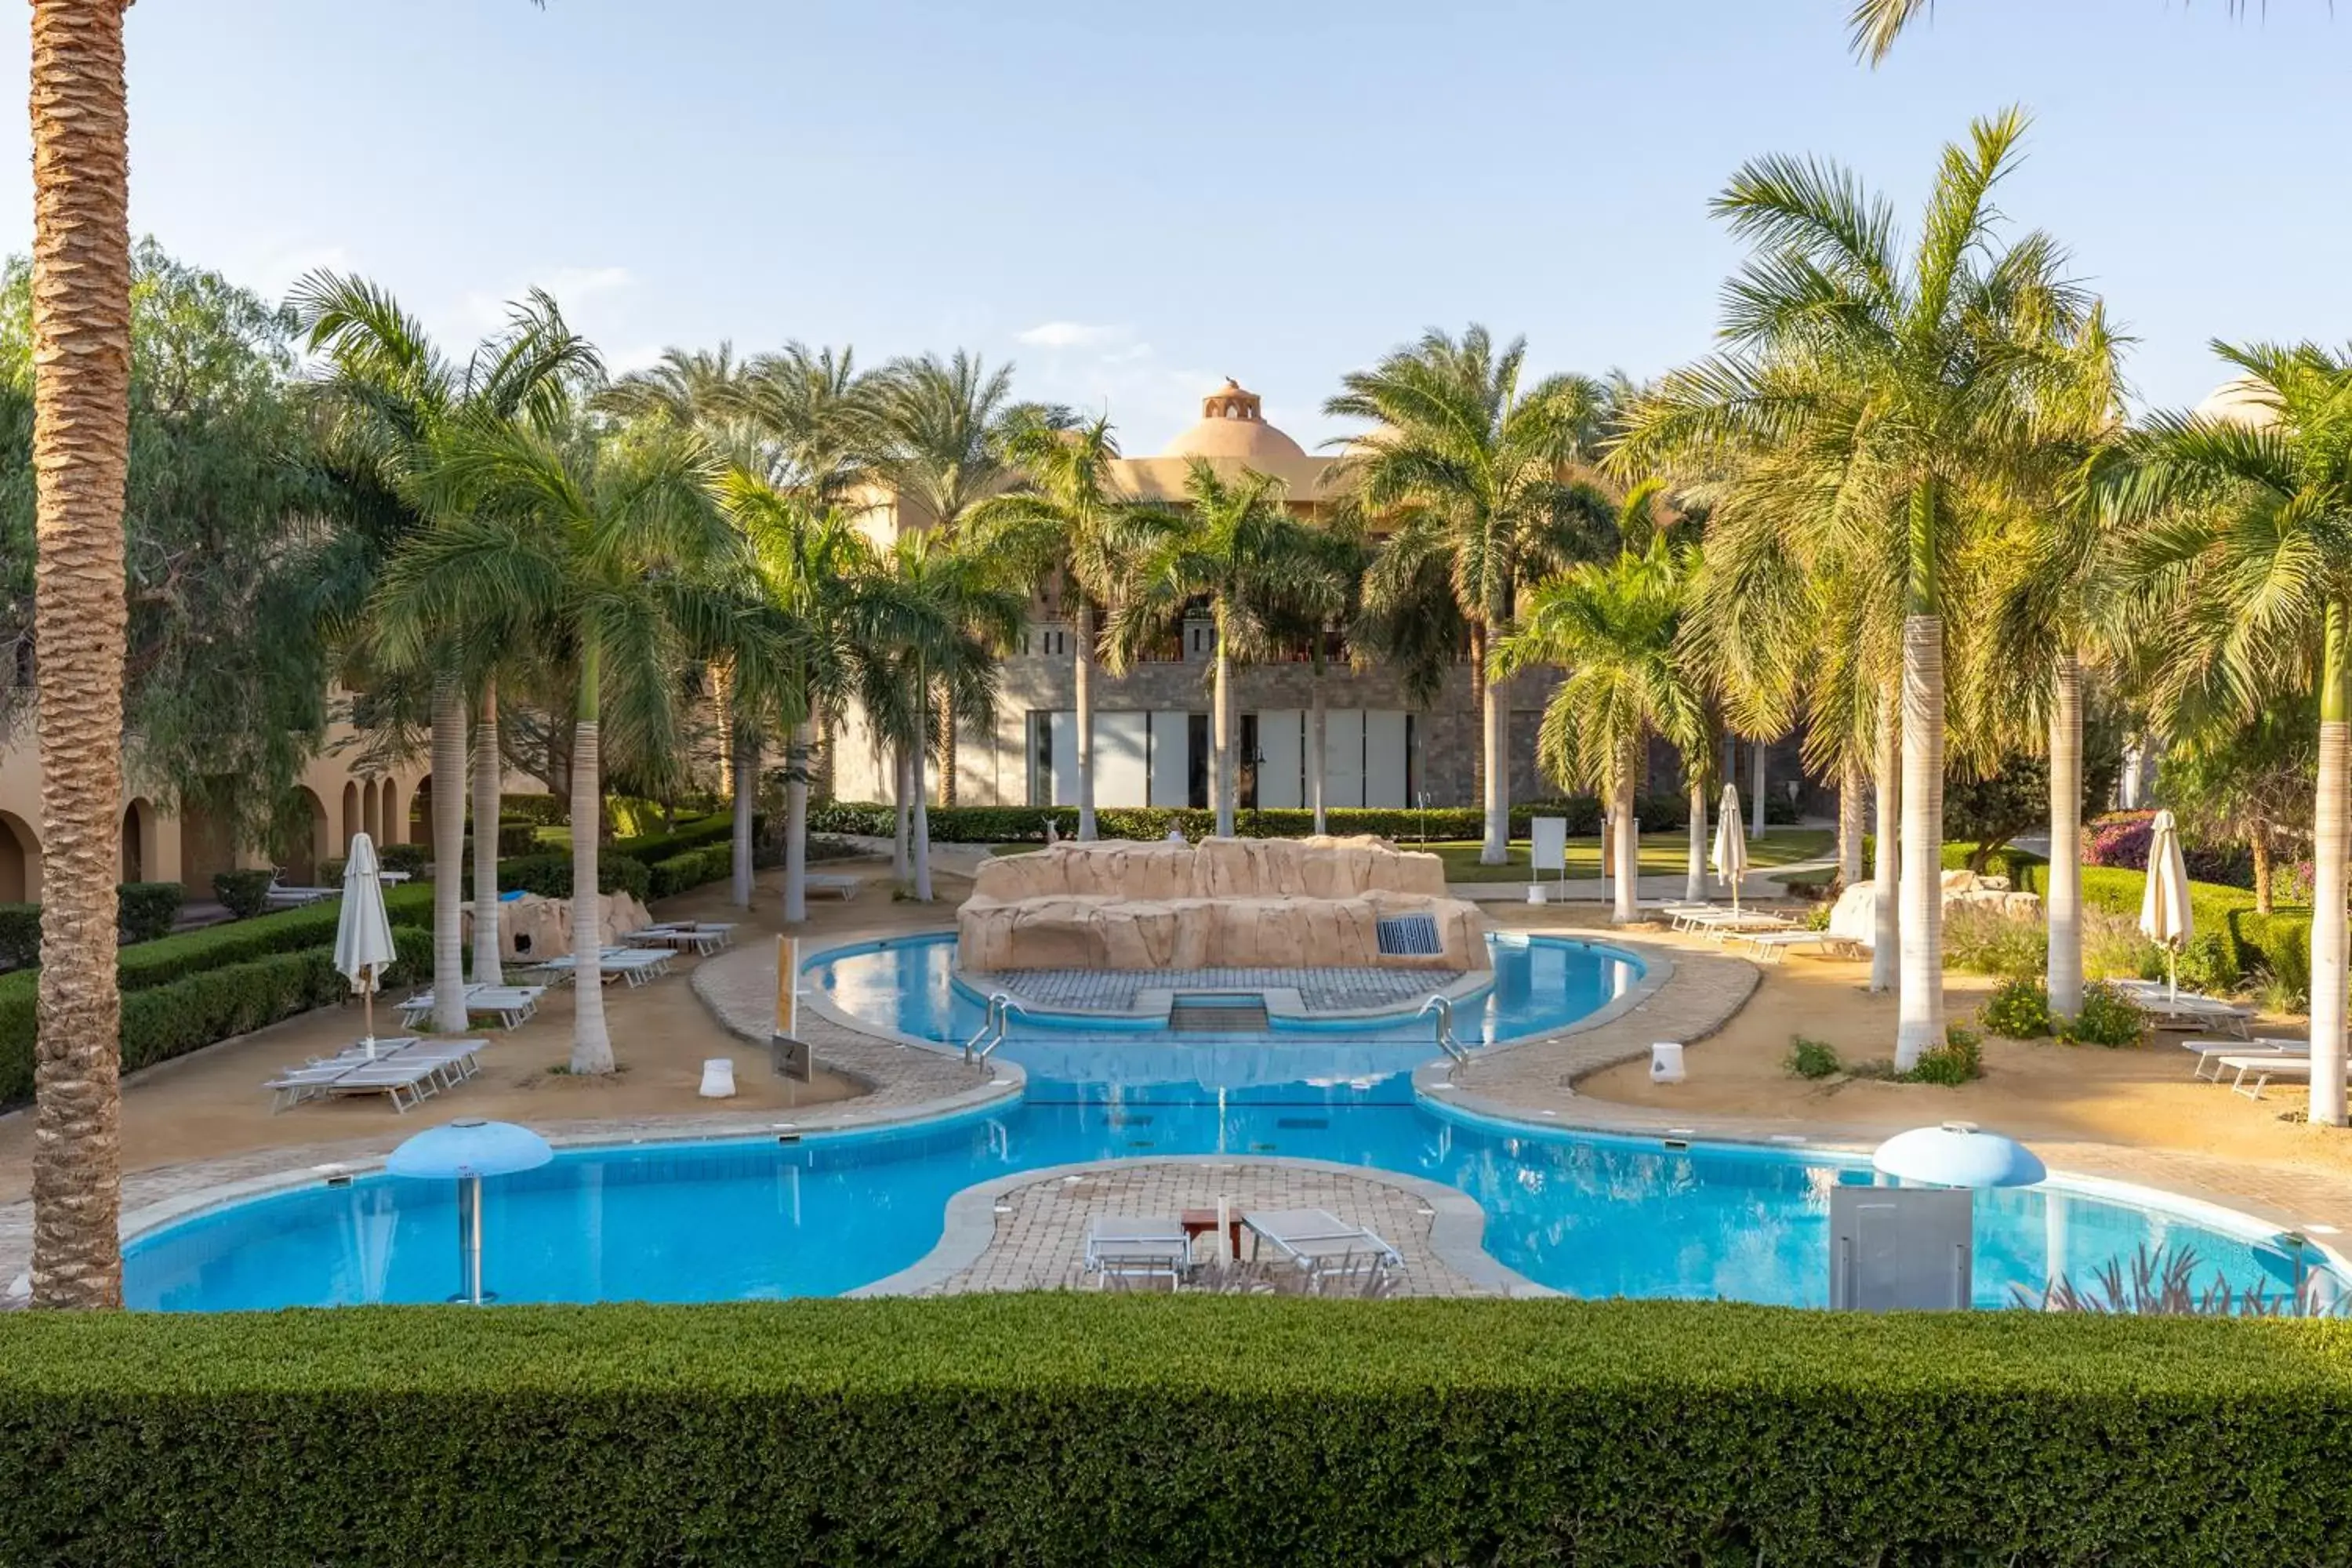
[121,935,2325,1312]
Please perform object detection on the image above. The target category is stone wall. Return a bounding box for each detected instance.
[957,836,1488,973]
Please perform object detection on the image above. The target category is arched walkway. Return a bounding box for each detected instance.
[361,779,379,844]
[408,775,432,848]
[381,778,404,848]
[0,810,40,903]
[340,780,360,851]
[274,787,331,884]
[178,801,238,892]
[121,797,155,884]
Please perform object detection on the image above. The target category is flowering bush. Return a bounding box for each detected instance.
[2084,811,2154,871]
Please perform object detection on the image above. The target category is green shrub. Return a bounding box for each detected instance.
[210,869,274,920]
[1980,977,2053,1040]
[0,903,35,970]
[499,793,565,826]
[2234,909,2314,1001]
[612,811,740,863]
[1904,1025,1984,1086]
[5,1297,2350,1566]
[499,851,652,903]
[2059,982,2147,1048]
[1785,1036,1841,1079]
[1940,840,2049,885]
[494,821,540,858]
[647,844,735,900]
[115,881,184,944]
[379,842,431,877]
[1942,903,2045,979]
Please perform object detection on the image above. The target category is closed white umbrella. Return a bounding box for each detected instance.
[334,833,398,1058]
[2139,808,2194,1003]
[1711,782,1749,912]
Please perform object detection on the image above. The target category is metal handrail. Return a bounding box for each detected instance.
[1417,995,1470,1065]
[963,993,1033,1065]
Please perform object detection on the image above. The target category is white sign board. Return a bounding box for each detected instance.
[1530,816,1568,873]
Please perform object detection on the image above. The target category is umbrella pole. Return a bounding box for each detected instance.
[2168,949,2178,1005]
[457,1174,484,1305]
[362,984,376,1058]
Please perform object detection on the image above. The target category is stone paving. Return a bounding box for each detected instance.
[893,1158,1525,1297]
[972,965,1461,1014]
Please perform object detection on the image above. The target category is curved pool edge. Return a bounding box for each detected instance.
[848,1154,1559,1301]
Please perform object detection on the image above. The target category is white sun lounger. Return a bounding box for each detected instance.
[1673,906,1795,938]
[2183,1037,2307,1080]
[1723,929,1853,964]
[1083,1217,1192,1287]
[623,927,728,956]
[802,875,859,902]
[532,948,671,986]
[2214,1051,2343,1101]
[1243,1208,1403,1287]
[265,1037,485,1112]
[263,874,338,909]
[2118,983,2252,1038]
[396,985,546,1032]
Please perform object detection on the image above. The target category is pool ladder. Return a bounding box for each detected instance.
[1417,996,1471,1065]
[963,992,1031,1065]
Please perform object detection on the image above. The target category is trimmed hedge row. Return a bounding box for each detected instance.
[499,851,652,903]
[647,844,734,899]
[806,795,1755,846]
[2,884,198,971]
[2,1296,2350,1566]
[0,924,434,1102]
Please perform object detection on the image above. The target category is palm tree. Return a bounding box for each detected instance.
[1105,461,1346,837]
[969,416,1136,840]
[863,530,1025,898]
[1851,0,2290,64]
[2111,342,2352,1125]
[378,417,791,1073]
[1616,110,2095,1066]
[293,273,598,1028]
[869,352,1070,808]
[1326,328,1613,865]
[27,0,133,1309]
[1494,533,1706,924]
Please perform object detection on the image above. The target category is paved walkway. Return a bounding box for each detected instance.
[869,1157,1537,1298]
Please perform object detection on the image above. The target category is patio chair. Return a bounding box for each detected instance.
[1676,907,1795,938]
[1724,929,1851,964]
[802,875,859,902]
[2119,983,2252,1039]
[397,985,546,1032]
[1083,1217,1192,1288]
[2183,1036,2307,1081]
[2215,1053,2345,1102]
[1242,1208,1404,1287]
[263,872,338,909]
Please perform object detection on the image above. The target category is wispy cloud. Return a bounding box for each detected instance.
[1017,320,1130,350]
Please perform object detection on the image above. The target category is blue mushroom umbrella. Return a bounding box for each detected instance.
[387,1119,553,1305]
[1872,1122,2046,1189]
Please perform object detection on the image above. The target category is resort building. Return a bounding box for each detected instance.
[833,379,1564,814]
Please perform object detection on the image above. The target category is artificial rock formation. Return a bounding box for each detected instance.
[958,836,1486,972]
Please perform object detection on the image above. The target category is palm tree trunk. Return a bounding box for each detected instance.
[570,641,613,1075]
[1894,482,1947,1067]
[891,746,911,881]
[1478,619,1510,866]
[730,723,757,910]
[469,679,504,990]
[1872,683,1900,995]
[2308,603,2350,1127]
[27,0,132,1311]
[1838,757,1865,890]
[1748,739,1767,840]
[939,675,958,809]
[2046,652,2084,1019]
[1613,742,1639,924]
[911,663,934,902]
[1212,610,1235,837]
[2252,829,2274,917]
[429,676,467,1033]
[1468,623,1486,817]
[782,720,811,924]
[1074,599,1098,840]
[1687,771,1708,906]
[1309,645,1328,835]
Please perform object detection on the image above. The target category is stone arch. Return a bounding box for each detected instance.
[409,775,434,848]
[0,810,40,903]
[362,779,380,844]
[341,779,361,851]
[274,786,332,884]
[379,778,402,847]
[121,797,157,884]
[178,800,237,891]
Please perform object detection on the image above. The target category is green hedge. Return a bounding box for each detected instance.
[647,844,734,900]
[808,797,1719,845]
[499,851,652,903]
[0,903,33,969]
[211,868,274,920]
[2,1297,2350,1566]
[499,793,565,826]
[2,884,194,970]
[609,811,741,863]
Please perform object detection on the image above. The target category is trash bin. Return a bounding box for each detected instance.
[1650,1041,1686,1083]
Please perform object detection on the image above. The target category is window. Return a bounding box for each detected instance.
[1186,713,1210,810]
[1028,712,1054,808]
[1239,713,1260,810]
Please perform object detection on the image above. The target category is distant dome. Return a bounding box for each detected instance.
[2193,376,2278,430]
[1161,379,1308,463]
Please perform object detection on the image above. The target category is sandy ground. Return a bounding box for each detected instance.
[0,858,970,1205]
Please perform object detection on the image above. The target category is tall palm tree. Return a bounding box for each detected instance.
[293,273,598,1027]
[1326,328,1613,865]
[1851,0,2289,64]
[969,416,1136,840]
[1104,461,1346,837]
[869,352,1069,808]
[2111,342,2352,1125]
[378,418,791,1073]
[27,0,133,1309]
[863,530,1025,898]
[1494,533,1706,924]
[1616,110,2095,1066]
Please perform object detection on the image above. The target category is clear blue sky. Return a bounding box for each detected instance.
[2,0,2342,449]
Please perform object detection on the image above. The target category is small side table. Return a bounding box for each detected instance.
[1179,1208,1245,1262]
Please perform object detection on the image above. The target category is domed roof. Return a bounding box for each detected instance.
[2193,376,2278,430]
[1160,378,1309,463]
